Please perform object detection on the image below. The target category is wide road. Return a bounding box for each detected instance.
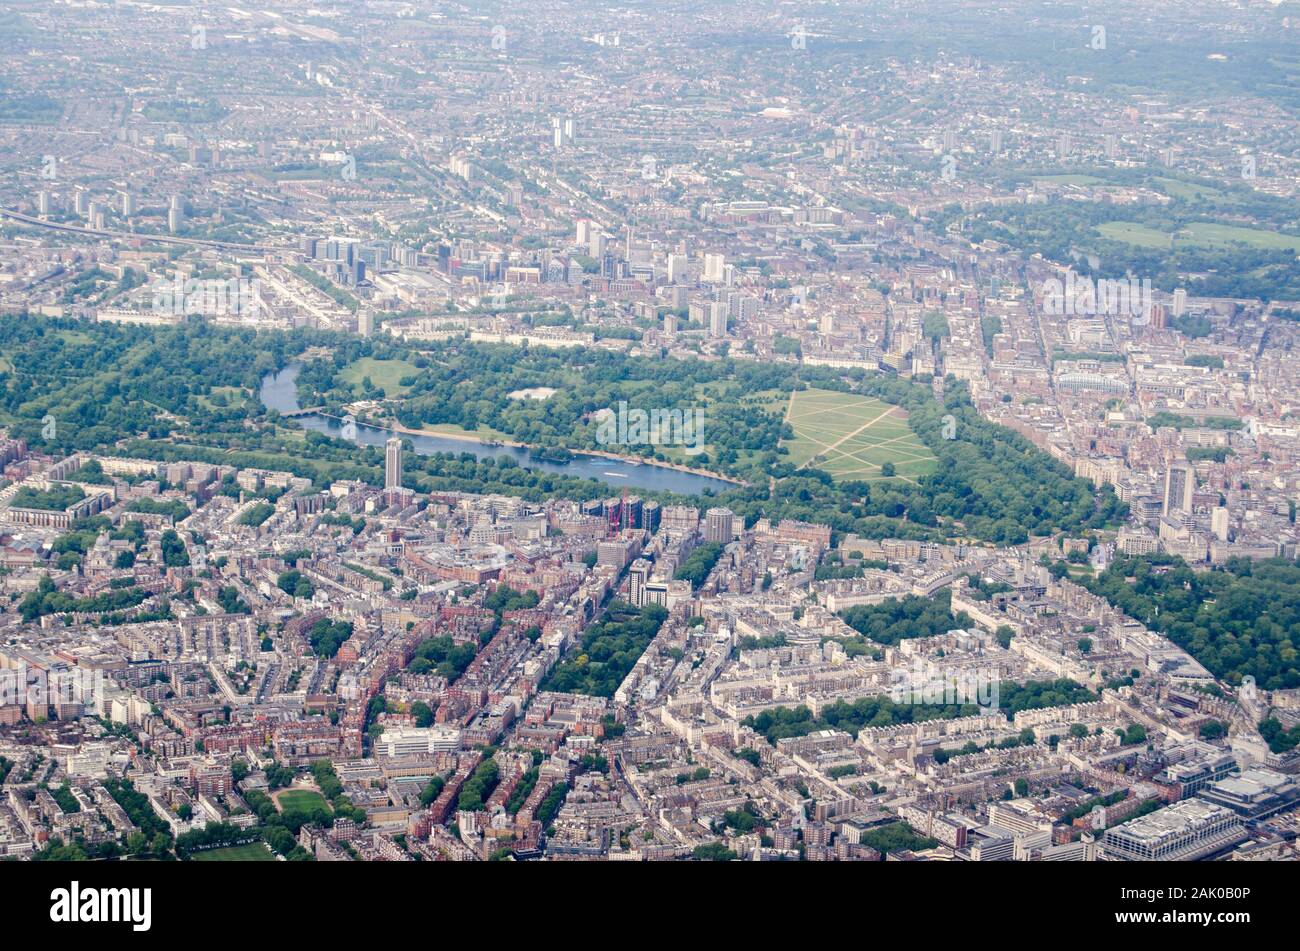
[0,208,282,253]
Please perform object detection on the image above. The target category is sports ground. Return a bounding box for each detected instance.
[273,788,330,815]
[782,388,936,483]
[191,843,276,861]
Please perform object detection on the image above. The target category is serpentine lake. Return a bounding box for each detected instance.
[259,364,737,496]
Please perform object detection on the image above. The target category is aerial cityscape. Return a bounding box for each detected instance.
[0,0,1298,881]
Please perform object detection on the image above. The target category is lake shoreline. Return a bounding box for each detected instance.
[322,411,747,487]
[260,363,745,494]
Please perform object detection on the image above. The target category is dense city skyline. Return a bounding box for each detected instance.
[0,1,1296,900]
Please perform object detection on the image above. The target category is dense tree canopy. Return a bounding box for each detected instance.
[540,602,667,697]
[2,315,1125,545]
[839,590,972,646]
[1080,554,1300,689]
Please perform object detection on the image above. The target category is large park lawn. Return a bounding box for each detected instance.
[340,357,420,397]
[781,388,936,483]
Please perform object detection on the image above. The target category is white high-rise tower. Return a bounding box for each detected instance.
[385,437,403,489]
